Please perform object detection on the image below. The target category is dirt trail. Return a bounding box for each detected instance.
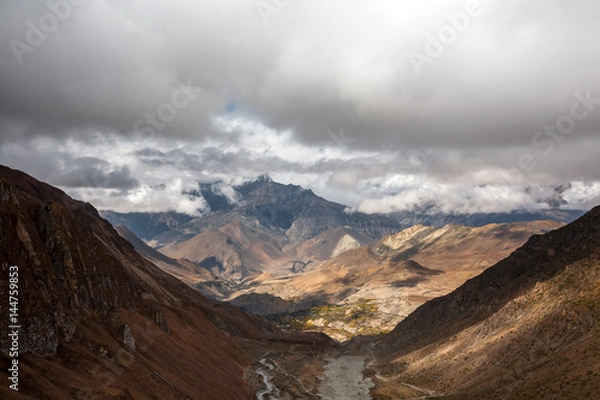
[318,355,374,400]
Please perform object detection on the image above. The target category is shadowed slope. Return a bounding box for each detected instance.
[0,165,272,400]
[372,206,600,399]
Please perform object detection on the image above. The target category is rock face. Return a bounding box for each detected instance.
[102,175,582,251]
[372,206,600,399]
[0,165,274,400]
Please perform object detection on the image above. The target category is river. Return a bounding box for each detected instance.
[256,358,280,400]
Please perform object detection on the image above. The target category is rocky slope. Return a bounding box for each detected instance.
[0,165,275,399]
[371,206,600,399]
[114,225,230,299]
[228,220,563,340]
[159,220,287,281]
[157,221,373,283]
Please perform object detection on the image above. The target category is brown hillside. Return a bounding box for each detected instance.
[0,165,273,400]
[230,220,563,339]
[372,206,600,399]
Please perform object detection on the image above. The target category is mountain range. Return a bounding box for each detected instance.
[225,220,564,340]
[105,176,576,341]
[101,175,583,249]
[101,176,583,285]
[0,165,333,399]
[2,165,599,399]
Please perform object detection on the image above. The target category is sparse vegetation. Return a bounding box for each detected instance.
[269,299,390,341]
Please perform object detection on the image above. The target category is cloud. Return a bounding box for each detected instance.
[0,1,599,214]
[46,157,138,189]
[210,182,241,205]
[68,179,208,216]
[353,178,599,215]
[2,125,599,216]
[1,1,599,148]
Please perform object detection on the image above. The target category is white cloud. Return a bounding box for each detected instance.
[70,179,208,215]
[1,119,599,215]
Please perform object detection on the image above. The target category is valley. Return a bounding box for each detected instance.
[108,177,569,341]
[3,1,600,398]
[1,166,598,400]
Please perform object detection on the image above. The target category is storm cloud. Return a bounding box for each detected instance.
[1,0,599,214]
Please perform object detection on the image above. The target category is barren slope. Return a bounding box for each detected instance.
[0,165,272,400]
[371,206,600,399]
[231,221,564,340]
[115,225,229,299]
[159,221,287,281]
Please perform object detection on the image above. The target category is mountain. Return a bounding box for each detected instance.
[114,225,230,299]
[0,165,276,399]
[156,220,374,284]
[99,176,583,291]
[159,220,287,281]
[371,206,600,399]
[289,226,374,264]
[101,176,583,251]
[101,211,195,242]
[226,220,564,340]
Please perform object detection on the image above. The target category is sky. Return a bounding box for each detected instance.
[1,0,599,215]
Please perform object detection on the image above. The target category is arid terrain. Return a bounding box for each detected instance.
[107,178,566,341]
[370,206,600,399]
[1,165,598,400]
[2,1,599,398]
[0,166,333,399]
[164,220,563,340]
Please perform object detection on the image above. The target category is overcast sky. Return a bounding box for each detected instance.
[1,0,599,215]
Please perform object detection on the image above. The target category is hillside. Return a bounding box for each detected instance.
[114,225,229,299]
[371,206,600,399]
[159,220,287,281]
[227,220,563,340]
[156,222,374,285]
[0,165,274,400]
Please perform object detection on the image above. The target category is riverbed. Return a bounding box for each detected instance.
[256,358,280,400]
[318,356,374,400]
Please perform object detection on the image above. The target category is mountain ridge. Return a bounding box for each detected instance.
[223,219,564,340]
[376,206,600,357]
[370,205,600,399]
[101,177,584,249]
[0,165,275,399]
